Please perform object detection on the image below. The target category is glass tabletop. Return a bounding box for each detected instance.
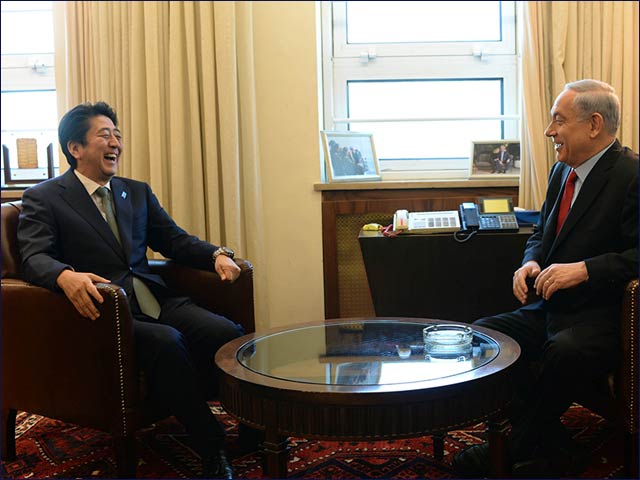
[237,320,499,386]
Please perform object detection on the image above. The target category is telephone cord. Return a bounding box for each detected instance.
[381,224,399,238]
[453,229,478,243]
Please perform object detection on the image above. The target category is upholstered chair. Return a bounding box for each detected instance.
[576,278,638,478]
[1,201,255,477]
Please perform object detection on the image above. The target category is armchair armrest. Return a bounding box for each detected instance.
[149,257,255,333]
[1,279,138,435]
[618,278,639,434]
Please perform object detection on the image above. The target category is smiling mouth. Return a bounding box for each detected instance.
[104,154,117,161]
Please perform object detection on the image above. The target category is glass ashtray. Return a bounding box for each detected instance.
[423,324,473,361]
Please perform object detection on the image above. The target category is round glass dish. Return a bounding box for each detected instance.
[423,324,473,361]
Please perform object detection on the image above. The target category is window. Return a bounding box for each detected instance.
[322,1,519,180]
[1,1,59,188]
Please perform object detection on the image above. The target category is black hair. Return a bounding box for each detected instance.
[58,101,119,169]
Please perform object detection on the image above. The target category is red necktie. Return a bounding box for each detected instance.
[556,170,578,235]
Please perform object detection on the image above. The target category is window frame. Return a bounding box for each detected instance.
[1,1,58,189]
[331,1,517,58]
[321,1,520,180]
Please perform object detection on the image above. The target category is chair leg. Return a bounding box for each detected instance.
[432,432,445,461]
[623,430,639,479]
[1,407,17,460]
[238,422,264,454]
[113,435,137,478]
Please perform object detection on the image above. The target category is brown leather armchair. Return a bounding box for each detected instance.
[1,200,255,477]
[576,278,638,478]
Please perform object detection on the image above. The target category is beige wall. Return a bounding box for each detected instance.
[252,2,325,329]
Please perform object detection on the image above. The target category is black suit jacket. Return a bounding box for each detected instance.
[17,170,218,301]
[522,140,638,333]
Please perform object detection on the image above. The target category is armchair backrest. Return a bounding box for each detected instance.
[1,201,22,279]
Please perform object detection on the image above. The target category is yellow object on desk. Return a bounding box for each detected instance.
[362,223,383,231]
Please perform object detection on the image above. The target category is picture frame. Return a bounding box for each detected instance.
[469,140,521,179]
[321,131,381,182]
[335,361,382,385]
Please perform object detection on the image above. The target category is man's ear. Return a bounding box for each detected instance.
[67,141,81,160]
[589,112,605,138]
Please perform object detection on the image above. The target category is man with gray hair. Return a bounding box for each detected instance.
[453,79,638,477]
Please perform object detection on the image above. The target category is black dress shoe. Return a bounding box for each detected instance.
[202,448,234,479]
[451,443,490,478]
[512,440,589,478]
[512,456,559,478]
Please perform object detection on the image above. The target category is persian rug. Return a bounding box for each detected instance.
[1,403,625,479]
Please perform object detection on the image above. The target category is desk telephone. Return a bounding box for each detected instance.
[459,197,519,232]
[392,209,461,234]
[390,197,518,237]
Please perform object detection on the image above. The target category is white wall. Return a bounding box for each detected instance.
[252,2,325,329]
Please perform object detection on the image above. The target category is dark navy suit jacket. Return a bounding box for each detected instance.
[18,169,218,301]
[521,140,638,334]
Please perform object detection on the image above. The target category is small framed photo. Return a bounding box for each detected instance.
[321,131,381,182]
[470,140,521,178]
[335,362,382,385]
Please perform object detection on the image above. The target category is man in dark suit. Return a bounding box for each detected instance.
[492,144,513,173]
[453,79,638,477]
[17,101,242,479]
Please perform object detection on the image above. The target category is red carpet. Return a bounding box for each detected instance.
[1,403,624,479]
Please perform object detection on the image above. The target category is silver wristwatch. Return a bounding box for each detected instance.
[212,246,235,261]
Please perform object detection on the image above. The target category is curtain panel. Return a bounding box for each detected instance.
[520,1,638,209]
[57,1,269,328]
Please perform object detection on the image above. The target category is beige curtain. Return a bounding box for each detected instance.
[520,1,639,209]
[57,1,269,328]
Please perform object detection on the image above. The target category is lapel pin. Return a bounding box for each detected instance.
[121,191,127,199]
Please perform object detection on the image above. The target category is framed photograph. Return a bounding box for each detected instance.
[321,131,381,182]
[335,361,382,385]
[469,140,521,178]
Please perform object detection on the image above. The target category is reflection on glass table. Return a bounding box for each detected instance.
[237,320,499,386]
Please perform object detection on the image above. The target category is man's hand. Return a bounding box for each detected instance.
[513,260,541,304]
[215,255,241,282]
[56,270,110,320]
[534,261,589,300]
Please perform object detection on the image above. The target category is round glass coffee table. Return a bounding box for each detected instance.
[215,318,520,478]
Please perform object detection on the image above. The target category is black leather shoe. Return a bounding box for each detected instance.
[512,456,560,478]
[512,441,589,478]
[202,448,234,479]
[451,443,490,478]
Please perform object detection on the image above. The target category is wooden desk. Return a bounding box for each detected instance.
[359,228,533,323]
[1,189,23,203]
[317,185,519,319]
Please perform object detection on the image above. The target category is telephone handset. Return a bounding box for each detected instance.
[459,197,519,233]
[393,209,409,231]
[459,203,480,231]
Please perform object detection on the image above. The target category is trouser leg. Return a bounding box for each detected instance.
[475,310,617,459]
[134,319,225,449]
[134,300,243,457]
[158,297,244,398]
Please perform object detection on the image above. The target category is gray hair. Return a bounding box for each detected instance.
[564,79,620,135]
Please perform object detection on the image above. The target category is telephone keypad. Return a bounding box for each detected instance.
[479,214,519,231]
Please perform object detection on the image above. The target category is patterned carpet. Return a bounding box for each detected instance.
[1,403,624,479]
